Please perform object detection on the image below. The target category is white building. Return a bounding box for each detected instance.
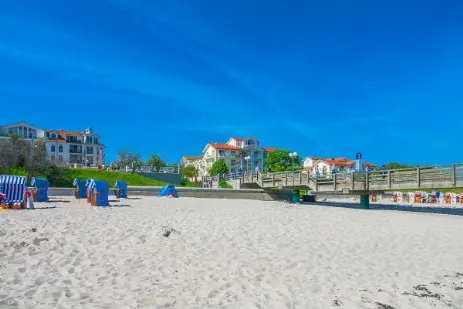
[0,121,105,167]
[182,136,275,176]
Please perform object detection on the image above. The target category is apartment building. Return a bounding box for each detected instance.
[0,121,104,167]
[182,137,275,176]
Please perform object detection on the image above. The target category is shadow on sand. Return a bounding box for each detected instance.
[47,199,70,203]
[304,201,463,217]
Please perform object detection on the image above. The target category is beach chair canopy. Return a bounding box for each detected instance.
[30,177,49,189]
[115,180,128,190]
[73,179,87,189]
[0,175,27,205]
[93,180,109,193]
[85,178,94,187]
[160,184,178,198]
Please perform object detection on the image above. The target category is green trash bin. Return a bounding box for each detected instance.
[360,194,370,209]
[291,190,300,204]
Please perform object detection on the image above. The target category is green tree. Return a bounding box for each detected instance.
[181,165,199,178]
[209,160,229,176]
[264,149,301,172]
[145,153,166,170]
[384,162,415,170]
[115,148,143,169]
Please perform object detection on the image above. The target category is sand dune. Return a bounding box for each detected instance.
[1,196,462,308]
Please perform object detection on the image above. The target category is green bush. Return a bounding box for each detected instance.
[219,179,232,189]
[181,177,201,187]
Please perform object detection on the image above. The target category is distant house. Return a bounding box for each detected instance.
[181,136,275,176]
[303,156,324,169]
[311,158,355,177]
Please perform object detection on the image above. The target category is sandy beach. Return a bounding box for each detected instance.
[1,196,462,309]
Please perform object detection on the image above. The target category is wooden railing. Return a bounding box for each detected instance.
[239,163,463,192]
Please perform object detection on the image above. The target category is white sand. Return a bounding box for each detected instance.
[1,196,462,309]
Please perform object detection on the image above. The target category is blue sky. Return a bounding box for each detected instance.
[1,0,462,165]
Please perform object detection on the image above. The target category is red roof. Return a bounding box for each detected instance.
[230,137,245,141]
[263,148,276,153]
[363,162,377,167]
[209,143,240,150]
[183,155,202,161]
[322,158,355,166]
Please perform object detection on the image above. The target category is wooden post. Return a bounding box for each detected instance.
[365,172,369,191]
[285,173,288,186]
[351,172,355,190]
[292,172,295,187]
[387,171,392,189]
[453,164,457,187]
[416,167,421,188]
[333,173,337,191]
[299,171,302,184]
[251,172,254,183]
[272,173,275,187]
[307,170,310,183]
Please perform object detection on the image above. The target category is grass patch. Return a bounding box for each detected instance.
[54,168,168,187]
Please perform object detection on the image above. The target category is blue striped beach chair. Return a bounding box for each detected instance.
[73,179,87,199]
[85,178,94,203]
[115,180,128,198]
[0,176,27,208]
[89,180,109,207]
[30,177,49,202]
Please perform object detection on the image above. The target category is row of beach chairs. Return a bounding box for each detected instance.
[0,176,49,209]
[73,178,128,207]
[391,191,463,205]
[0,175,128,209]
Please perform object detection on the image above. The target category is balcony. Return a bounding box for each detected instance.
[69,149,83,154]
[67,139,83,144]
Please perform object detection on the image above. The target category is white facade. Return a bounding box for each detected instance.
[0,122,105,167]
[183,136,275,176]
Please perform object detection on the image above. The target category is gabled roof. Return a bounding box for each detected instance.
[183,155,203,161]
[0,121,41,129]
[207,143,240,150]
[263,148,276,153]
[230,137,245,141]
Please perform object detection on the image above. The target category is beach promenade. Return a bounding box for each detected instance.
[1,196,462,308]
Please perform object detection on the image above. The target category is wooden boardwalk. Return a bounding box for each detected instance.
[240,164,463,193]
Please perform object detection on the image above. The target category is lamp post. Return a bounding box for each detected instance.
[288,152,299,203]
[289,152,298,171]
[245,156,251,175]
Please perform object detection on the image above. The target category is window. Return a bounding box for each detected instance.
[51,145,56,152]
[87,156,94,164]
[253,151,259,157]
[50,155,55,162]
[246,139,255,145]
[86,136,93,144]
[94,138,99,145]
[219,150,225,157]
[87,146,94,154]
[230,151,236,157]
[58,155,63,163]
[59,145,63,152]
[28,129,37,139]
